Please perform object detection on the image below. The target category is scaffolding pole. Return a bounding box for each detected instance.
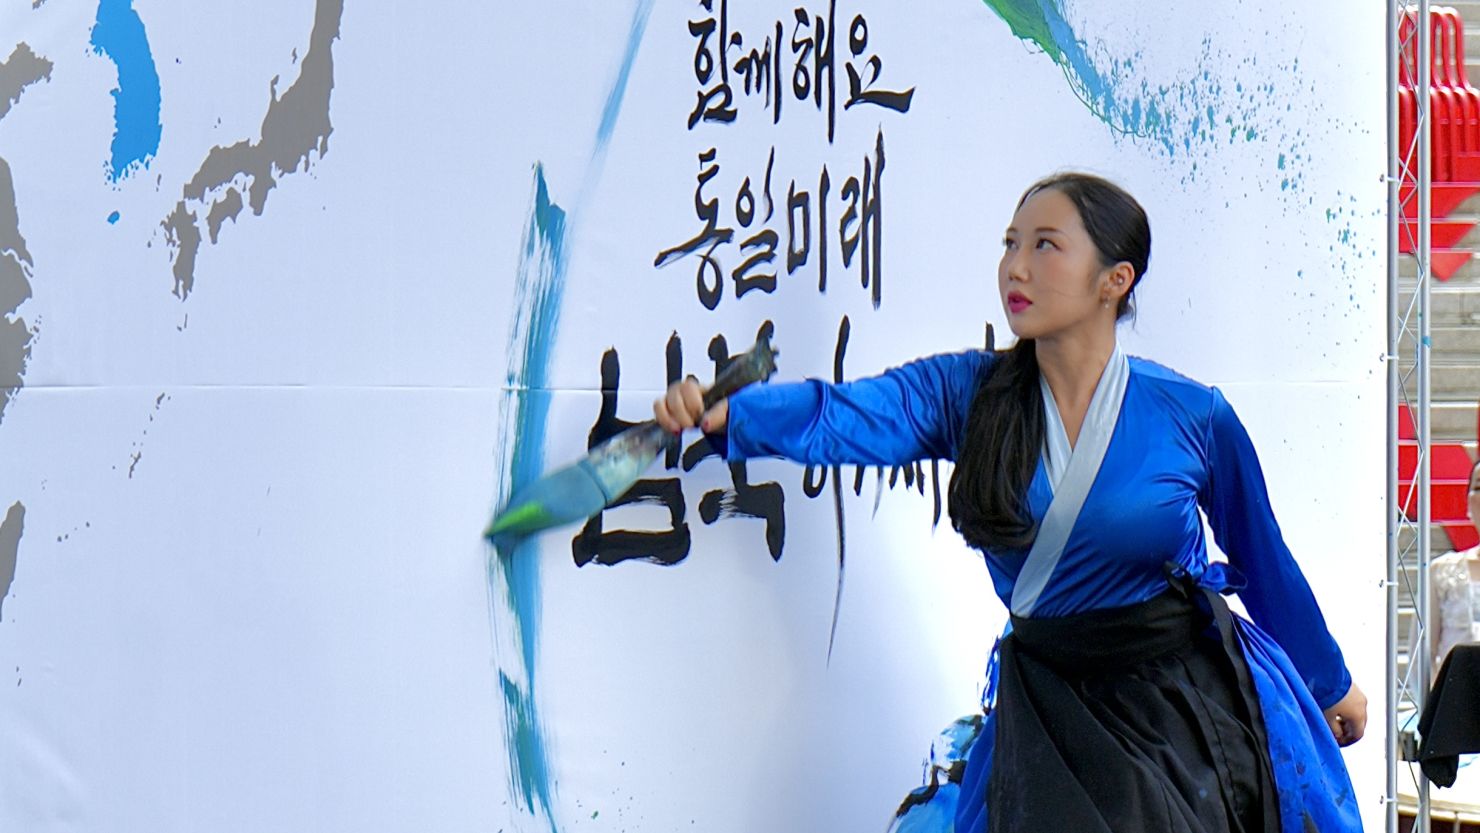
[1388,2,1432,831]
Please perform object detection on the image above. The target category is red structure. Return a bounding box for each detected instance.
[1398,404,1478,551]
[1398,7,1480,280]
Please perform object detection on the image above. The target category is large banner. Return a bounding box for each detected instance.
[0,1,1385,831]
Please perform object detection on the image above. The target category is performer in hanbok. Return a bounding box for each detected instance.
[654,172,1366,832]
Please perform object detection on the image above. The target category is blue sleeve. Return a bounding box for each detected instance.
[1199,388,1352,710]
[720,350,994,466]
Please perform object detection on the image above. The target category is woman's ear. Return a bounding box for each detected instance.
[1103,262,1135,303]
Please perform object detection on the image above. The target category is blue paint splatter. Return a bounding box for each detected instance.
[90,0,162,183]
[979,0,1314,189]
[488,2,654,830]
[107,210,120,224]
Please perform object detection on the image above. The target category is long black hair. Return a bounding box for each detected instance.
[948,173,1152,552]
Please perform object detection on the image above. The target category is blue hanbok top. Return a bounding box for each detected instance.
[723,348,1361,833]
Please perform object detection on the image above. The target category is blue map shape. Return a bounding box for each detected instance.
[90,0,161,182]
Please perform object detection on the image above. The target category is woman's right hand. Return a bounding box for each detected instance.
[654,377,729,435]
[1322,681,1368,747]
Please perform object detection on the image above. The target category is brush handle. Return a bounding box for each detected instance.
[485,335,780,542]
[585,335,773,502]
[701,332,779,410]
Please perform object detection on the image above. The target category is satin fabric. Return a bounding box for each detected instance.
[725,350,1360,832]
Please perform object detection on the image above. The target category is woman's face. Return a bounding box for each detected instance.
[997,188,1114,341]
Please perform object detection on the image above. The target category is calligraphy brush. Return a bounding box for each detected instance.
[486,333,778,546]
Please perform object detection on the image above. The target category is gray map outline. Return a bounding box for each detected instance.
[0,42,50,624]
[161,0,343,299]
[0,503,23,620]
[0,42,53,426]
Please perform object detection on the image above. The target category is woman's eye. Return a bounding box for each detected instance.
[1002,237,1016,250]
[1036,238,1056,250]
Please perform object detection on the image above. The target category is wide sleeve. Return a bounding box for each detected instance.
[1198,387,1353,710]
[719,350,994,467]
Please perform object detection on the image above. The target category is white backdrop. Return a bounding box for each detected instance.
[0,1,1386,831]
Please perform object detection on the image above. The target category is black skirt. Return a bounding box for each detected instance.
[986,577,1284,833]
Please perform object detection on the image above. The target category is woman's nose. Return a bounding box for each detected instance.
[1003,249,1028,282]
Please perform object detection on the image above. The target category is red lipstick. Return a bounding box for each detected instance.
[1006,292,1032,314]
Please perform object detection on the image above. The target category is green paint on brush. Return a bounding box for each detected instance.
[485,501,553,539]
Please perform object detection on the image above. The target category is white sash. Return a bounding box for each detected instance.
[1009,344,1129,617]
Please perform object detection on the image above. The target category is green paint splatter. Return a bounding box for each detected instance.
[978,0,1068,63]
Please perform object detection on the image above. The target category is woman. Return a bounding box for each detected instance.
[1401,458,1480,791]
[1425,458,1480,675]
[655,173,1366,832]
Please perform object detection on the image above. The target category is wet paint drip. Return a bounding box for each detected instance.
[487,2,655,830]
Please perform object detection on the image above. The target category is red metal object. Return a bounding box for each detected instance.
[1434,89,1456,182]
[1396,8,1480,185]
[1431,249,1473,280]
[1397,406,1478,551]
[1400,9,1419,87]
[1393,9,1480,550]
[1401,182,1480,218]
[1400,219,1476,250]
[1399,85,1414,169]
[1437,8,1480,179]
[1446,523,1478,551]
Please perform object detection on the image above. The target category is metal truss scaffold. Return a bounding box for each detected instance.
[1388,2,1433,832]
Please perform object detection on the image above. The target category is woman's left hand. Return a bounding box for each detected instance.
[1322,682,1368,747]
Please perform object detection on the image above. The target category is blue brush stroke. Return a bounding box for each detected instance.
[90,0,162,182]
[596,4,652,145]
[491,169,566,826]
[505,171,566,681]
[576,0,655,207]
[490,2,654,829]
